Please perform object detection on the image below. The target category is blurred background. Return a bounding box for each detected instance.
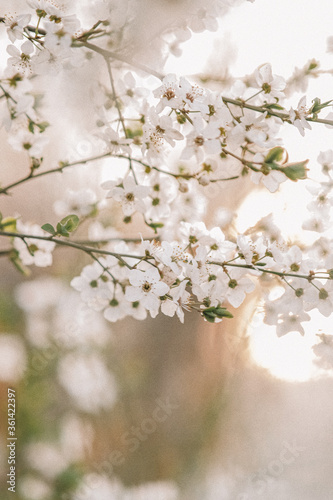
[1,1,333,499]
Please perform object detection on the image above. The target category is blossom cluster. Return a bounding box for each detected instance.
[1,0,333,339]
[68,220,333,335]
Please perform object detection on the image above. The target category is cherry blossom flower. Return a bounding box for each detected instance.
[8,129,49,157]
[255,63,286,102]
[222,268,255,308]
[305,280,333,317]
[313,334,333,370]
[3,13,31,43]
[115,71,149,109]
[302,213,331,233]
[125,268,169,313]
[145,175,178,221]
[142,109,183,158]
[179,77,208,114]
[181,117,221,163]
[7,41,34,73]
[14,220,55,267]
[100,127,132,155]
[103,287,132,322]
[70,260,113,311]
[53,189,98,217]
[289,96,312,136]
[276,310,311,337]
[179,221,209,246]
[250,153,287,193]
[161,281,191,323]
[317,150,333,177]
[153,74,184,113]
[104,175,150,216]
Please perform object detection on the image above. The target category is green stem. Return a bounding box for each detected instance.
[208,260,326,281]
[0,152,113,194]
[221,96,333,127]
[0,230,151,269]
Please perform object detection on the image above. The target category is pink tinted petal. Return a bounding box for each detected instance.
[142,293,159,311]
[111,187,125,201]
[129,270,145,287]
[134,185,150,198]
[259,63,273,83]
[22,40,34,54]
[122,201,136,216]
[228,289,245,308]
[153,281,169,296]
[205,139,221,155]
[123,176,136,191]
[125,286,142,302]
[7,44,20,56]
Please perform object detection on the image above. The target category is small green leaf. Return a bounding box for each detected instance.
[41,223,56,235]
[310,97,333,115]
[28,120,35,134]
[282,160,309,181]
[59,214,80,233]
[308,59,319,71]
[202,305,234,323]
[265,147,284,164]
[56,222,69,237]
[147,222,164,234]
[36,121,50,133]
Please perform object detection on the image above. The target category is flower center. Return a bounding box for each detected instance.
[194,136,204,146]
[142,282,152,292]
[163,89,176,100]
[262,83,271,93]
[228,279,238,289]
[319,288,328,300]
[125,192,135,202]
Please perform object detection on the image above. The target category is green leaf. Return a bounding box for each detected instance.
[310,97,333,115]
[264,147,285,164]
[308,59,319,71]
[36,121,50,133]
[59,214,80,233]
[215,307,234,319]
[282,160,309,181]
[41,223,56,235]
[56,222,69,237]
[28,120,35,134]
[147,221,164,234]
[202,306,234,323]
